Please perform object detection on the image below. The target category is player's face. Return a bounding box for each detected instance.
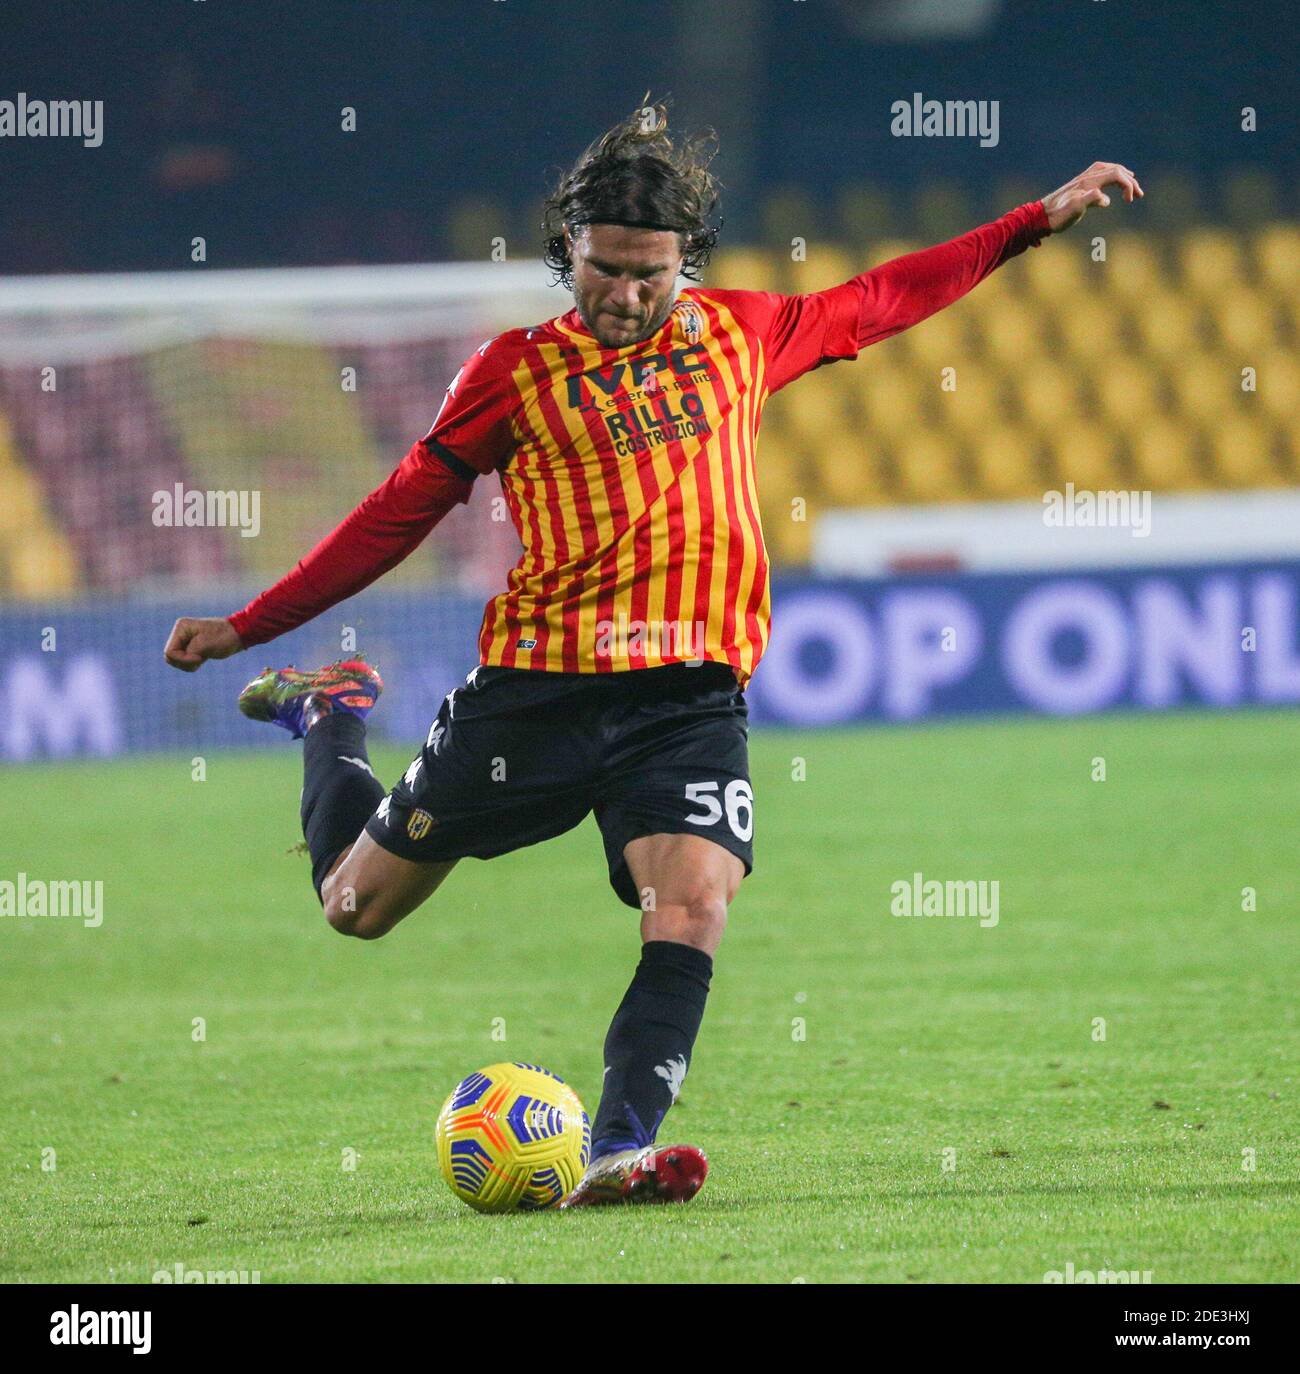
[566,224,683,348]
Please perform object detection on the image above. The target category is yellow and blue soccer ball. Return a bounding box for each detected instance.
[435,1062,590,1213]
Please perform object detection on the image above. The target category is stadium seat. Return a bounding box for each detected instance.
[1092,358,1164,432]
[970,427,1043,499]
[1045,421,1124,492]
[1129,416,1206,491]
[938,368,1004,441]
[1021,243,1089,302]
[1210,413,1283,488]
[1129,289,1204,359]
[1253,349,1300,423]
[9,531,78,597]
[1209,289,1278,353]
[1103,235,1167,296]
[1008,361,1086,434]
[893,306,969,366]
[1254,225,1300,293]
[708,247,780,291]
[1163,354,1239,425]
[855,363,927,443]
[973,298,1043,365]
[3,213,1294,590]
[1052,295,1126,359]
[785,245,857,294]
[891,430,966,504]
[1179,229,1246,298]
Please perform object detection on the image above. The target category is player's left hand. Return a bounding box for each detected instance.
[1041,161,1144,233]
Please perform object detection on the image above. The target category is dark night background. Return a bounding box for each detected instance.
[2,0,1295,274]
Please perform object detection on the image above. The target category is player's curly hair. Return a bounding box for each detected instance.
[543,98,721,290]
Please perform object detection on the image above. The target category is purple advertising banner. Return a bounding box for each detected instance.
[0,560,1297,760]
[746,561,1300,725]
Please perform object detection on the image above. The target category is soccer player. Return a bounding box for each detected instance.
[163,106,1141,1206]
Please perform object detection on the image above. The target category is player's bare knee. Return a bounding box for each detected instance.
[322,879,389,939]
[665,889,728,948]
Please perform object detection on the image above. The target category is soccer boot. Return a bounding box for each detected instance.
[237,658,383,739]
[559,1143,708,1208]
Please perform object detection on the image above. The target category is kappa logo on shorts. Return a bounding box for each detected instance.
[407,808,436,841]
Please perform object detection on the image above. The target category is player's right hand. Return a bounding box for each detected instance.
[164,616,245,672]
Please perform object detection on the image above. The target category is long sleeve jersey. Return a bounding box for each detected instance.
[229,201,1051,686]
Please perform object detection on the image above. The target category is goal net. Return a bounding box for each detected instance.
[0,263,567,759]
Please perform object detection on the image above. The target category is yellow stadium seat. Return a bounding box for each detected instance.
[1092,358,1164,431]
[1207,289,1280,353]
[1281,421,1300,485]
[1207,413,1282,488]
[1129,417,1205,492]
[819,442,888,507]
[1129,290,1204,359]
[758,432,811,500]
[1254,225,1300,293]
[776,364,849,446]
[894,306,969,365]
[9,531,79,598]
[970,427,1042,499]
[1179,229,1246,298]
[974,298,1044,365]
[755,445,816,561]
[1253,349,1300,422]
[937,368,1003,439]
[1103,235,1167,295]
[1045,421,1123,491]
[1163,353,1240,424]
[1021,243,1088,301]
[866,240,922,272]
[707,247,780,292]
[0,465,42,531]
[856,363,927,441]
[784,246,857,294]
[1051,295,1126,359]
[892,431,967,504]
[1009,360,1087,434]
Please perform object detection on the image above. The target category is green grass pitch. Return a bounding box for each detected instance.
[2,710,1297,1283]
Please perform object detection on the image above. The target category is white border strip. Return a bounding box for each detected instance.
[0,260,562,314]
[814,490,1300,573]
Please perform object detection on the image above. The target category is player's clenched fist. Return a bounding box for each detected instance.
[164,616,245,672]
[1041,161,1144,233]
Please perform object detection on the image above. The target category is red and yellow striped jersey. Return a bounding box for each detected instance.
[426,284,863,686]
[228,205,1050,672]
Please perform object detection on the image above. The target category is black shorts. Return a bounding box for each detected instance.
[364,661,753,908]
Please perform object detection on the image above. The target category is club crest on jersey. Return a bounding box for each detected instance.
[407,809,436,841]
[675,301,703,343]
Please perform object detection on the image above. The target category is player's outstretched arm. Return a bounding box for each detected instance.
[160,439,474,673]
[164,616,245,672]
[1040,161,1143,233]
[838,161,1142,356]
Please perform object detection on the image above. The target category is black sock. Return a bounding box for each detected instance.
[590,940,713,1157]
[300,713,385,899]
